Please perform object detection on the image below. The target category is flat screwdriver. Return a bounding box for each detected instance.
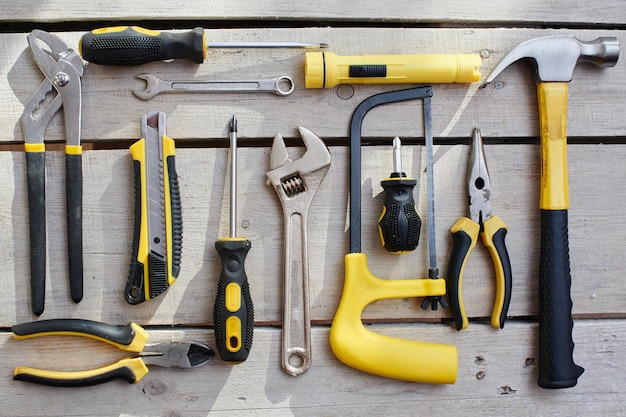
[378,137,421,253]
[80,26,328,66]
[213,116,254,363]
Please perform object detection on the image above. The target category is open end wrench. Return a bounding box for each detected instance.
[266,127,331,376]
[134,74,295,100]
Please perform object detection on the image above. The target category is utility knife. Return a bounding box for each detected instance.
[126,111,182,304]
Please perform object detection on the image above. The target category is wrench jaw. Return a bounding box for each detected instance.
[266,127,332,205]
[266,127,331,376]
[134,74,162,100]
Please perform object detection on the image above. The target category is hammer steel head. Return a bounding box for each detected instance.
[483,35,620,85]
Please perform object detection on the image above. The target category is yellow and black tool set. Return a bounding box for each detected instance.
[12,26,620,389]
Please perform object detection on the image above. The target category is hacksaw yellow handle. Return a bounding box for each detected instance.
[330,253,458,383]
[538,82,569,210]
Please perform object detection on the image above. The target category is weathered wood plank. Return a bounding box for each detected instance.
[1,144,625,326]
[0,320,624,416]
[1,28,625,144]
[1,1,625,25]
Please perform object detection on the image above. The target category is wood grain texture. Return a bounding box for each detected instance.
[1,1,626,25]
[1,144,625,326]
[0,321,624,416]
[1,4,625,415]
[2,28,625,143]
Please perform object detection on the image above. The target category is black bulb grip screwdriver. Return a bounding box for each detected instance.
[79,26,327,66]
[214,117,254,363]
[378,137,420,253]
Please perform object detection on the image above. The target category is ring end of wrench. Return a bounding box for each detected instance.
[283,347,312,376]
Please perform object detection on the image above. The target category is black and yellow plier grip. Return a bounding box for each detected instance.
[21,30,85,315]
[11,319,214,387]
[447,128,513,330]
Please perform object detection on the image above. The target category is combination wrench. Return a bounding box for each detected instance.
[266,127,331,376]
[133,74,294,100]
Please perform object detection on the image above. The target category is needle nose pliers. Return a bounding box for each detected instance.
[11,319,214,387]
[447,128,513,330]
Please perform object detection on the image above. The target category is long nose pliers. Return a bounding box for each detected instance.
[21,30,85,315]
[447,128,513,330]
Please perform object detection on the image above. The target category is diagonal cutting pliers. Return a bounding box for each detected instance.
[11,319,214,387]
[21,30,85,315]
[447,128,513,330]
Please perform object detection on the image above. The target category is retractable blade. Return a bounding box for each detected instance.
[126,111,182,304]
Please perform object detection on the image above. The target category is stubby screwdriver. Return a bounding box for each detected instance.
[80,26,328,65]
[378,137,421,253]
[213,116,254,363]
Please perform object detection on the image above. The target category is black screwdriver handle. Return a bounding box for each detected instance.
[378,176,420,253]
[538,209,584,388]
[80,26,206,65]
[214,239,254,363]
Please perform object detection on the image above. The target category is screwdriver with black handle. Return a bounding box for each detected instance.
[378,137,421,253]
[79,26,327,66]
[213,116,254,363]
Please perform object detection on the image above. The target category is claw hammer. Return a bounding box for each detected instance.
[483,35,619,389]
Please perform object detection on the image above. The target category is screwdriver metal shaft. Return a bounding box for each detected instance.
[229,118,238,238]
[208,42,328,49]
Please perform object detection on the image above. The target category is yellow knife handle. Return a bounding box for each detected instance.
[14,357,149,387]
[330,253,457,383]
[447,217,479,330]
[126,136,182,304]
[305,52,482,88]
[481,216,513,329]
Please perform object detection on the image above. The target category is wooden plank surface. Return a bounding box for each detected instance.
[2,1,626,25]
[1,144,626,325]
[1,3,625,416]
[1,321,625,416]
[1,28,625,143]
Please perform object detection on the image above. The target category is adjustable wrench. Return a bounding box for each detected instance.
[134,74,294,100]
[266,127,331,376]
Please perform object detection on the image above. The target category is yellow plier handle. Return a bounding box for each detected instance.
[13,358,149,387]
[447,216,512,330]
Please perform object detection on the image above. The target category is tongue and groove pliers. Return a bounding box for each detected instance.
[21,30,85,315]
[447,128,513,330]
[11,319,214,387]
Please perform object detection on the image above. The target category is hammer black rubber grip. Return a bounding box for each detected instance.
[538,209,584,388]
